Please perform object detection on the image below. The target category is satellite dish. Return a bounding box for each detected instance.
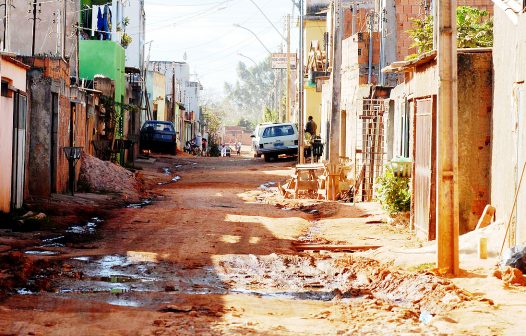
[183,52,187,61]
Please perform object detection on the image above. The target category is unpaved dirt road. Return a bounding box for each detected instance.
[0,154,513,335]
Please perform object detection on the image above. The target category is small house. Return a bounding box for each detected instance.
[384,48,493,240]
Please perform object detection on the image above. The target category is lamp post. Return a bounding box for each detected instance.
[233,23,272,54]
[238,52,258,67]
[63,147,83,196]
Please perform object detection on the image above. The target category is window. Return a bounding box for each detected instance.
[262,125,295,138]
[399,100,410,158]
[143,122,174,132]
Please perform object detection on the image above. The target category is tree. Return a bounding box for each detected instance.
[262,107,278,123]
[202,103,225,145]
[238,117,255,132]
[224,57,277,123]
[406,6,493,59]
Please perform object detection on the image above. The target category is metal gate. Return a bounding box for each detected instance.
[414,98,434,240]
[354,98,387,202]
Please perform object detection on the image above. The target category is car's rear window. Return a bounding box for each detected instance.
[262,125,295,138]
[143,122,174,132]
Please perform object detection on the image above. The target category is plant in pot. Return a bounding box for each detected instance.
[375,165,411,225]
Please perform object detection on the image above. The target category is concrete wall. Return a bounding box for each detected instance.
[80,39,126,138]
[124,0,145,70]
[1,0,80,76]
[146,70,166,121]
[457,51,493,232]
[390,50,492,237]
[303,18,327,133]
[491,5,526,244]
[23,57,72,196]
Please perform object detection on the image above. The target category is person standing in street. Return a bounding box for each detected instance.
[235,141,241,156]
[305,116,317,137]
[202,138,208,156]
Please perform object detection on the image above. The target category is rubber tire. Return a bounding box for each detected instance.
[264,154,271,162]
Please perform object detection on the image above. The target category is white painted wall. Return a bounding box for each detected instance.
[123,0,145,70]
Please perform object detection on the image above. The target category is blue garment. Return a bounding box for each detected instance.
[97,7,103,39]
[102,5,111,40]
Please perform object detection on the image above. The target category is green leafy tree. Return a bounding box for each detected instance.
[238,117,255,132]
[262,107,278,123]
[202,103,225,146]
[406,6,493,59]
[224,57,277,122]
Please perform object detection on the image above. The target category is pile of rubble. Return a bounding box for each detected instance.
[78,153,142,202]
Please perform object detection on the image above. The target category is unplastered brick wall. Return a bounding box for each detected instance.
[395,0,493,61]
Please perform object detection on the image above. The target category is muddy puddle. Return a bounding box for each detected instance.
[56,253,228,307]
[37,217,104,248]
[126,199,153,208]
[258,181,277,191]
[157,167,182,186]
[49,252,472,313]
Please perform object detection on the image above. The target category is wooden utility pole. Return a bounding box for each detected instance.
[286,14,291,122]
[327,0,343,201]
[436,0,459,275]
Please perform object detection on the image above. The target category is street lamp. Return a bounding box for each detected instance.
[63,146,83,196]
[238,52,258,67]
[233,23,272,54]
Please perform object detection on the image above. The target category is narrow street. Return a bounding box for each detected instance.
[0,152,517,335]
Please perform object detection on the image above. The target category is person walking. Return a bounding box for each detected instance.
[221,144,227,157]
[235,141,241,156]
[202,138,208,156]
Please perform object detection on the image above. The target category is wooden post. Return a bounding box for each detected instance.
[436,0,459,275]
[298,0,305,164]
[327,0,343,201]
[287,14,291,122]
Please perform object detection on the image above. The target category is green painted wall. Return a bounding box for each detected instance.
[79,39,126,137]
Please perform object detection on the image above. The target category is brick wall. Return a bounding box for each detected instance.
[394,0,493,61]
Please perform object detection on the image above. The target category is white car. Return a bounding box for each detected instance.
[251,123,299,162]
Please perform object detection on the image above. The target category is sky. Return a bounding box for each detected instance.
[143,0,298,98]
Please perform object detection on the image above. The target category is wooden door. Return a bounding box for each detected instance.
[414,98,434,240]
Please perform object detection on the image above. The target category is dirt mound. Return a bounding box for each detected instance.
[493,267,526,286]
[78,153,141,202]
[218,254,471,314]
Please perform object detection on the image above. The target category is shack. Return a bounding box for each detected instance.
[384,48,493,240]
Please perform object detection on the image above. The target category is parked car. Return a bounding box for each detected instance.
[140,121,177,155]
[251,123,298,162]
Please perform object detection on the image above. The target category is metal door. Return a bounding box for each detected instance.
[516,87,526,244]
[414,98,433,239]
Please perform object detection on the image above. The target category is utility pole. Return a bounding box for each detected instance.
[436,0,459,275]
[367,11,374,84]
[327,0,343,200]
[30,0,41,56]
[298,0,305,163]
[286,14,291,122]
[2,0,7,50]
